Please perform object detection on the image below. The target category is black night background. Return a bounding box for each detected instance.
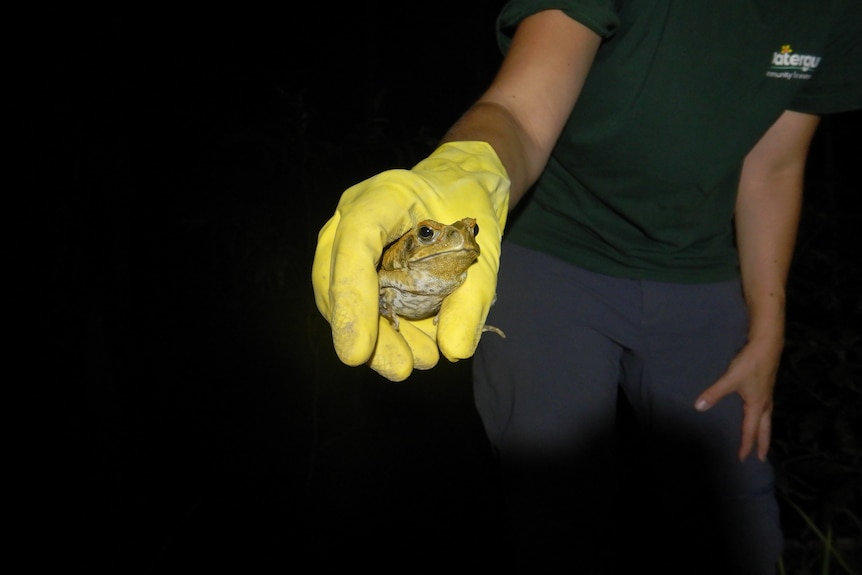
[37,4,860,572]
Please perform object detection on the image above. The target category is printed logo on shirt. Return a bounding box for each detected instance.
[766,45,822,80]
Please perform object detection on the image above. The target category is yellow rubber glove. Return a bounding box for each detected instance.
[311,141,510,381]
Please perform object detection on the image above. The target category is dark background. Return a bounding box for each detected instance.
[35,4,860,572]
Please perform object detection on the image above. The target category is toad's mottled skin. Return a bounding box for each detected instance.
[378,218,505,338]
[379,218,480,328]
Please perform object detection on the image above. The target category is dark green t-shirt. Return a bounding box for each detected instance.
[498,0,862,282]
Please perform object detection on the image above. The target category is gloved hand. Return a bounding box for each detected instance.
[311,141,510,381]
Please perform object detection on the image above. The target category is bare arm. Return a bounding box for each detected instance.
[696,109,821,461]
[736,110,820,347]
[441,10,601,208]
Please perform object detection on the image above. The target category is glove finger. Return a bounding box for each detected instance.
[436,230,501,361]
[399,317,440,370]
[436,279,491,361]
[313,214,378,365]
[368,316,417,382]
[326,217,390,367]
[310,214,337,316]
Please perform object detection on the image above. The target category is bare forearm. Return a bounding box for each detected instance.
[734,173,802,345]
[441,101,540,207]
[735,111,819,344]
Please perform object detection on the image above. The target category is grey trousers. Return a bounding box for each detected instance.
[473,242,782,574]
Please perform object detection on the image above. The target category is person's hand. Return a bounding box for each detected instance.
[694,336,783,461]
[311,141,510,381]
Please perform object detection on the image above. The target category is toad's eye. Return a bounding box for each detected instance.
[417,225,435,243]
[472,223,479,237]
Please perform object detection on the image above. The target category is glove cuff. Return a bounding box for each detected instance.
[414,141,511,228]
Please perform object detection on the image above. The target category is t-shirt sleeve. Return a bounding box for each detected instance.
[790,0,862,114]
[496,0,620,53]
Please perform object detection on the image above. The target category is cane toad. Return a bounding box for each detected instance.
[378,218,504,338]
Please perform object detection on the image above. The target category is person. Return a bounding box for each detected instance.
[312,1,862,572]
